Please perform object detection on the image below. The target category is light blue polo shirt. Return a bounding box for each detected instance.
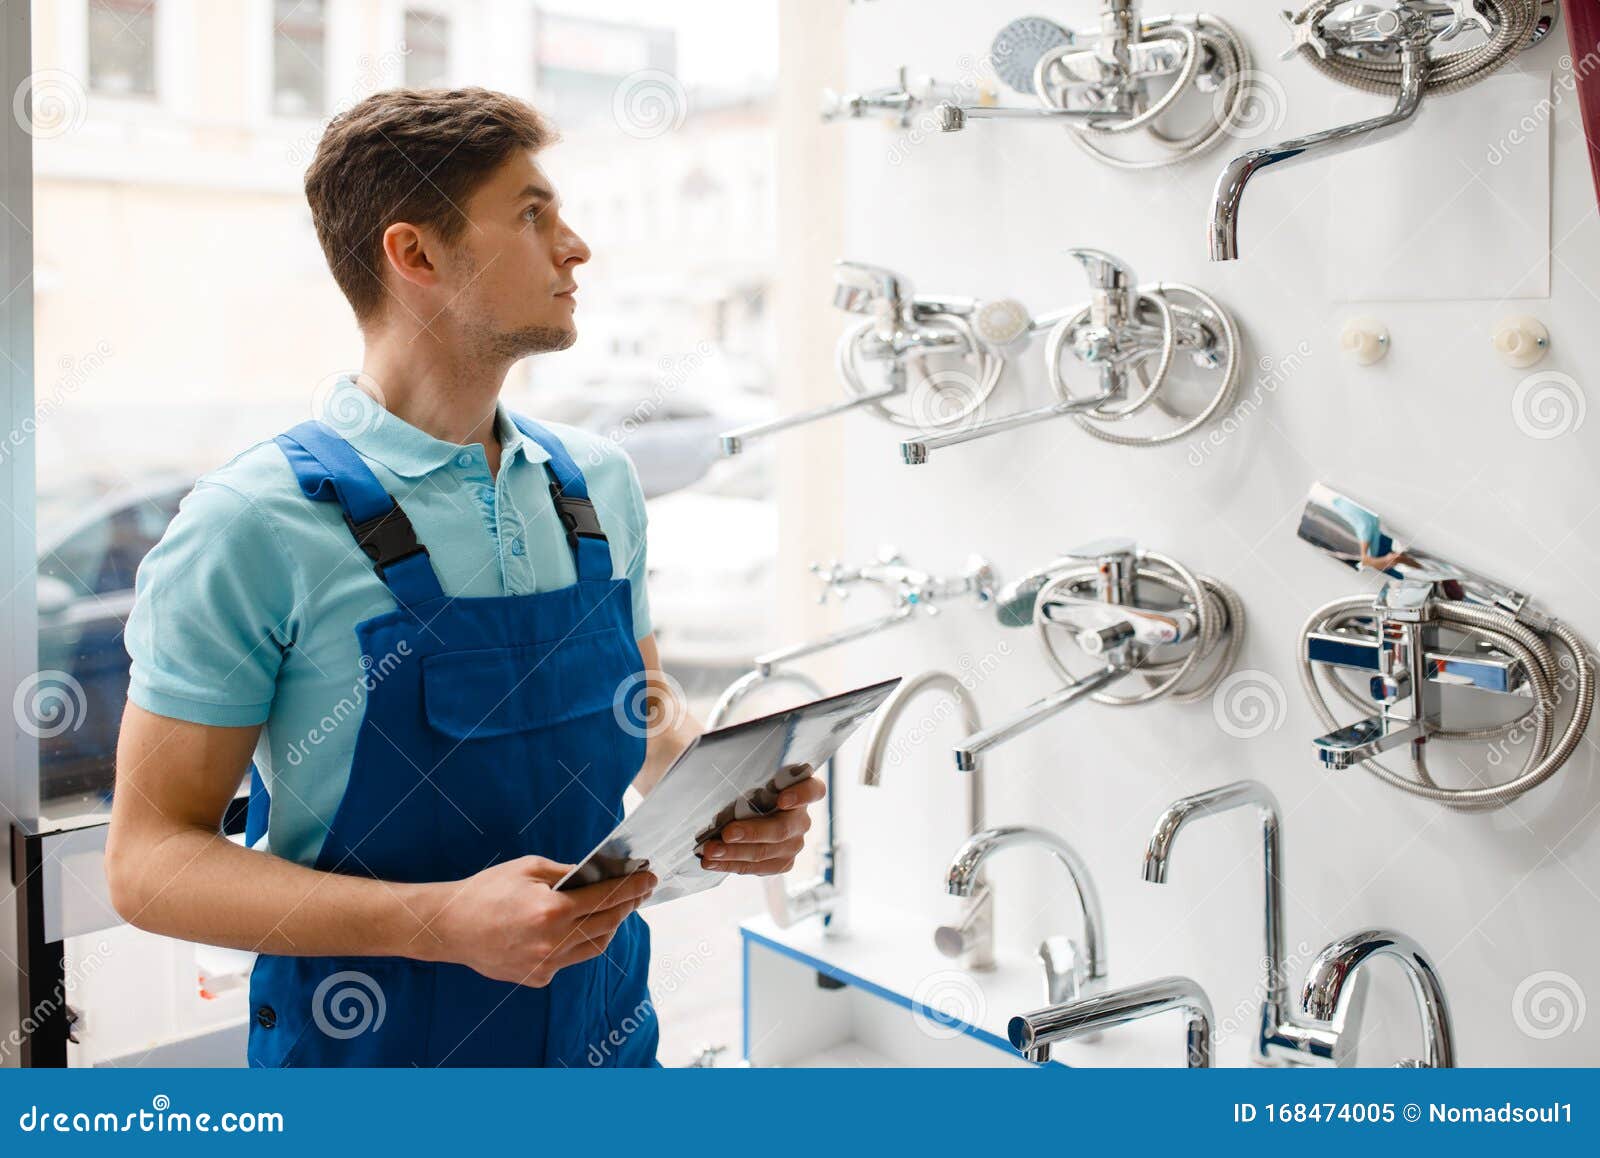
[125,379,652,866]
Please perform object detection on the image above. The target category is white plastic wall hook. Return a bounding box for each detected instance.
[973,298,1031,347]
[1340,317,1389,365]
[1491,315,1549,368]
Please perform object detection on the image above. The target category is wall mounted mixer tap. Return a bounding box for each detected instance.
[945,825,1106,1007]
[752,548,997,676]
[719,261,1021,455]
[1209,1,1557,260]
[925,2,1254,170]
[1143,779,1455,1066]
[1297,483,1594,810]
[901,249,1241,460]
[951,538,1243,771]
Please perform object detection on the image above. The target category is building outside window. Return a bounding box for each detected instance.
[272,0,326,116]
[88,0,157,96]
[404,8,451,87]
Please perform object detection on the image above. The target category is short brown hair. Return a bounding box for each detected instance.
[304,87,556,324]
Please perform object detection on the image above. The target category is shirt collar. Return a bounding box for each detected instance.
[321,375,551,477]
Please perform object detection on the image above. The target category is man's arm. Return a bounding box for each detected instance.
[106,703,653,986]
[631,631,704,796]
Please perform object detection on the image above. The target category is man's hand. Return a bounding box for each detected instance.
[698,769,826,876]
[413,857,656,987]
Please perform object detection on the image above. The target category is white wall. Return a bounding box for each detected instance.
[796,0,1598,1066]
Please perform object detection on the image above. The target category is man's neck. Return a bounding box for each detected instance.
[361,332,513,475]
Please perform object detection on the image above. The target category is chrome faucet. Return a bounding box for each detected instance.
[1210,1,1555,260]
[1297,483,1593,809]
[719,261,1014,455]
[1144,779,1455,1066]
[707,670,846,937]
[945,826,1106,1007]
[930,4,1253,171]
[1008,976,1214,1066]
[819,66,977,129]
[901,249,1240,461]
[951,539,1242,771]
[753,548,997,676]
[859,671,993,970]
[1301,929,1455,1067]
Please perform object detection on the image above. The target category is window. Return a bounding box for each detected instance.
[272,0,326,117]
[88,0,157,97]
[404,9,451,88]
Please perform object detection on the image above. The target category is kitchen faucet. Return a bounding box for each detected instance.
[945,825,1106,1007]
[859,671,992,969]
[1008,976,1214,1066]
[1143,779,1455,1066]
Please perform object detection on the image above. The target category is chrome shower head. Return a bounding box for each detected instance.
[990,16,1074,95]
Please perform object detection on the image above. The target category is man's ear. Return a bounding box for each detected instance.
[379,221,440,293]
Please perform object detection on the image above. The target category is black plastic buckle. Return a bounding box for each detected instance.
[343,498,429,578]
[550,481,606,553]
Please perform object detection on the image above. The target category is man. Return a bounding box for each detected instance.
[105,87,823,1068]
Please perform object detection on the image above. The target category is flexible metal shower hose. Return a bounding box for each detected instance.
[835,313,1005,429]
[1034,550,1245,706]
[1291,0,1538,96]
[1053,14,1255,169]
[1299,594,1594,810]
[1046,282,1242,448]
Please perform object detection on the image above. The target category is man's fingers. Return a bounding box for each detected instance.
[516,855,575,883]
[702,837,804,865]
[570,899,638,944]
[560,869,656,914]
[720,809,809,847]
[776,774,825,810]
[703,855,797,877]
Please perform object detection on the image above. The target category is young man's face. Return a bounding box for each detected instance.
[444,148,590,359]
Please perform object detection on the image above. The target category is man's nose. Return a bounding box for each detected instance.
[560,226,591,266]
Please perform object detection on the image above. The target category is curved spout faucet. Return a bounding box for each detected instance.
[860,672,992,968]
[1211,0,1553,261]
[1144,779,1454,1066]
[946,825,1106,1006]
[1301,929,1455,1067]
[1008,976,1214,1066]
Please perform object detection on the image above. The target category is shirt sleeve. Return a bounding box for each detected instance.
[619,451,653,641]
[125,479,301,727]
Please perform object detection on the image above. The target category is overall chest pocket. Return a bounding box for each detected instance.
[420,629,639,740]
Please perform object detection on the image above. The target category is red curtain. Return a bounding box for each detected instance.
[1566,0,1600,210]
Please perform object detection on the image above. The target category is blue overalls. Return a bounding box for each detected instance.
[243,415,658,1068]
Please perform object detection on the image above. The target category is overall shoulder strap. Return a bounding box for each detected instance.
[274,420,445,608]
[509,414,614,583]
